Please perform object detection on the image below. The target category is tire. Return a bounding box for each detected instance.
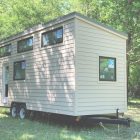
[10,104,17,118]
[19,105,26,119]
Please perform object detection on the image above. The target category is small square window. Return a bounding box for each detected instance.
[99,56,116,81]
[0,44,11,58]
[14,61,26,80]
[17,37,33,53]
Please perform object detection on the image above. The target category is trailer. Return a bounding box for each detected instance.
[0,12,128,121]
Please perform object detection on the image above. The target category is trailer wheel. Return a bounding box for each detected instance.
[10,104,17,118]
[19,105,26,119]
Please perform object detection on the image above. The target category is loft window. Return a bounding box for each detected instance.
[14,60,26,80]
[42,27,63,47]
[54,28,63,43]
[99,56,116,81]
[0,44,11,58]
[17,37,33,53]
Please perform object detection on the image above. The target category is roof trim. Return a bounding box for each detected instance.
[74,12,128,39]
[0,12,127,45]
[0,12,75,45]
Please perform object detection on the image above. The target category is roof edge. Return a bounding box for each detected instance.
[74,12,128,39]
[0,12,128,44]
[0,12,77,45]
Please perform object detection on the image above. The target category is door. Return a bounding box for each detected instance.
[2,64,9,104]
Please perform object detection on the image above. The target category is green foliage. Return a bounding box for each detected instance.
[0,0,68,39]
[129,65,140,97]
[0,0,140,96]
[68,0,140,97]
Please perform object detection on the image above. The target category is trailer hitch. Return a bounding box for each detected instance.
[82,117,131,127]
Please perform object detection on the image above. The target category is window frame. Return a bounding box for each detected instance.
[17,36,33,53]
[99,56,116,82]
[13,60,26,80]
[0,44,11,58]
[41,26,63,47]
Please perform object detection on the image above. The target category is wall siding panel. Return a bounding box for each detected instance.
[75,19,127,116]
[0,20,76,116]
[0,14,127,117]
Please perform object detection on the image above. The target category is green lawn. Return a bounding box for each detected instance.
[128,97,140,104]
[0,102,140,140]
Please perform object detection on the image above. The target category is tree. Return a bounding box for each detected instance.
[0,0,139,96]
[0,0,68,39]
[67,0,140,96]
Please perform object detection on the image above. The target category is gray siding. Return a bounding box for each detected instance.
[75,19,127,116]
[0,20,76,116]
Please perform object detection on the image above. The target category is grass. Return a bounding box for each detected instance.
[128,97,140,104]
[0,102,140,140]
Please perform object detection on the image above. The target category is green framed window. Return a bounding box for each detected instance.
[14,60,26,80]
[42,27,63,47]
[0,44,11,58]
[17,37,33,53]
[99,56,116,81]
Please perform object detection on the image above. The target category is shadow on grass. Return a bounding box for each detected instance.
[0,103,140,140]
[19,103,140,140]
[26,111,103,129]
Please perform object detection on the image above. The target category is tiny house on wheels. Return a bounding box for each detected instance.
[0,12,127,119]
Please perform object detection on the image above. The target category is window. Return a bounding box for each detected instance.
[54,27,63,43]
[14,61,26,80]
[0,44,11,58]
[42,27,63,47]
[99,56,116,81]
[17,37,33,53]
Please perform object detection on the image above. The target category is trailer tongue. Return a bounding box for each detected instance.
[79,109,130,127]
[80,116,130,127]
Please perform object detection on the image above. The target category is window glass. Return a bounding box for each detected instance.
[99,56,116,81]
[54,28,63,43]
[18,37,33,53]
[42,27,63,47]
[0,44,11,57]
[27,38,33,47]
[43,34,49,46]
[14,61,26,80]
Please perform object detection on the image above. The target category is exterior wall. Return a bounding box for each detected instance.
[0,13,128,117]
[75,18,127,116]
[0,19,76,116]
